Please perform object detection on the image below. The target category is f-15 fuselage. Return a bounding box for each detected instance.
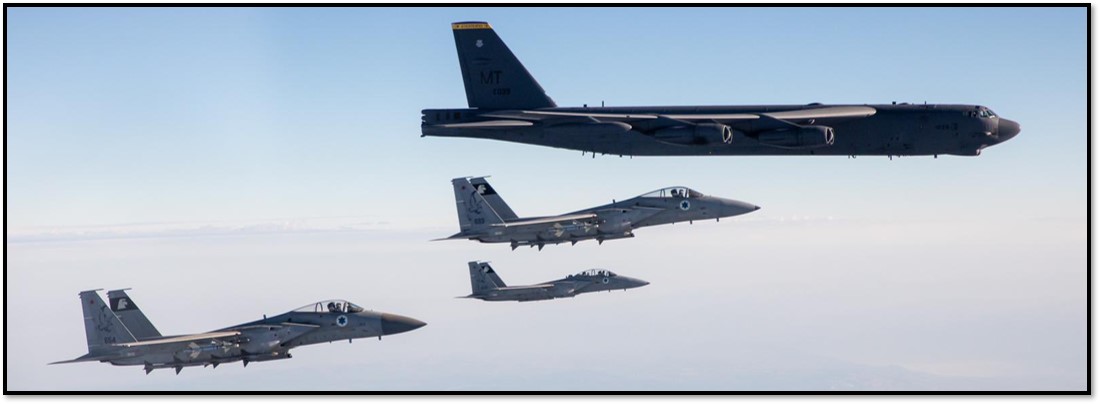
[443,178,759,250]
[464,262,649,302]
[52,291,426,374]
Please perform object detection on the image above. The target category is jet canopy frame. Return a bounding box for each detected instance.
[292,299,365,314]
[969,106,998,119]
[638,187,703,199]
[571,269,617,278]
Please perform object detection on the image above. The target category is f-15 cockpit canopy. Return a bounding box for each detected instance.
[292,300,365,314]
[639,187,703,199]
[570,269,617,278]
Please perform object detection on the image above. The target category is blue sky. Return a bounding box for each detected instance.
[6,7,1086,391]
[6,7,1085,229]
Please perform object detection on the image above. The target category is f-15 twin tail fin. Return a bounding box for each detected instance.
[79,290,137,355]
[108,289,162,340]
[451,177,515,233]
[468,261,507,295]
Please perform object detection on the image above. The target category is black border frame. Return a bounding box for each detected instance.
[2,2,1090,395]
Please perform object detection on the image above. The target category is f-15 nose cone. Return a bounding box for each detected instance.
[998,118,1021,142]
[621,276,650,289]
[380,313,427,335]
[720,199,760,218]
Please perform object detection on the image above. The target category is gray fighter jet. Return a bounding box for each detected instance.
[439,177,759,250]
[50,289,426,374]
[422,22,1020,157]
[462,261,649,302]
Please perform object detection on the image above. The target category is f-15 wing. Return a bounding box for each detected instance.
[502,283,583,297]
[497,284,554,292]
[278,322,321,329]
[114,331,241,348]
[493,213,598,229]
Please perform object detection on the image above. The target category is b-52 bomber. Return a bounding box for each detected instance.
[422,22,1020,157]
[439,177,759,250]
[462,261,649,302]
[50,289,426,374]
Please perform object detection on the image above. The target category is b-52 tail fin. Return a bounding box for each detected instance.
[107,289,162,340]
[451,21,556,110]
[468,261,506,295]
[79,290,136,354]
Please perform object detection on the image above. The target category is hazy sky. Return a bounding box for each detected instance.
[6,7,1086,391]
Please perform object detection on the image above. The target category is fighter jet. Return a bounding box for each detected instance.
[462,261,649,302]
[422,22,1020,157]
[439,177,759,250]
[50,289,426,374]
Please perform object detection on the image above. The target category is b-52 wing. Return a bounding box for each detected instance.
[482,111,661,120]
[480,106,875,124]
[437,120,534,128]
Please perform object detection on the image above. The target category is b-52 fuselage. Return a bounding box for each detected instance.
[422,22,1020,157]
[439,177,759,250]
[51,290,426,374]
[463,261,649,302]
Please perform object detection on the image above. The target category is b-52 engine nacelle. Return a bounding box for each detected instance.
[654,123,735,146]
[756,125,835,149]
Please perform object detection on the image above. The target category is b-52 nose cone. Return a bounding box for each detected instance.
[997,118,1021,142]
[380,313,427,335]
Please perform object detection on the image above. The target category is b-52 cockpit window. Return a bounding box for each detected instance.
[639,187,703,199]
[971,108,997,119]
[293,300,366,314]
